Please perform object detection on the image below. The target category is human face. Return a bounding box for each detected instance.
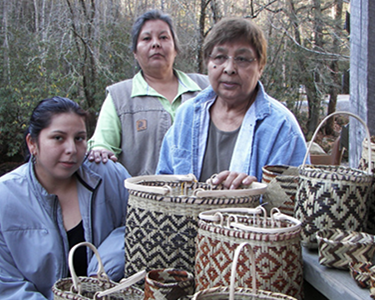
[208,41,263,106]
[27,112,87,186]
[134,19,177,74]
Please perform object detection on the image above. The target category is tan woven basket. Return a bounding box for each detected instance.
[358,138,375,234]
[261,165,299,216]
[295,111,373,249]
[195,206,303,300]
[192,242,298,300]
[316,228,375,270]
[124,174,267,278]
[52,242,144,300]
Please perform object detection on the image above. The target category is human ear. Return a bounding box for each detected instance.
[26,133,37,156]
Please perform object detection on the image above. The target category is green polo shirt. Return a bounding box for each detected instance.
[88,70,203,154]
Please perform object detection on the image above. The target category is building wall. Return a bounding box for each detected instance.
[349,0,375,167]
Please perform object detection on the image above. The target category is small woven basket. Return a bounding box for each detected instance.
[195,206,303,300]
[192,242,298,300]
[124,174,266,278]
[295,111,373,249]
[52,242,144,300]
[349,261,375,289]
[261,165,299,216]
[316,228,375,270]
[144,269,194,300]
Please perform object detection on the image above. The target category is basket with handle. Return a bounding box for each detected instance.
[52,241,145,300]
[192,242,298,300]
[295,111,373,249]
[194,206,303,300]
[261,165,299,216]
[124,174,266,278]
[358,137,375,234]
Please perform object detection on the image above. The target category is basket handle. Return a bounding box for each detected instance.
[229,242,256,300]
[302,111,372,174]
[198,206,264,222]
[69,242,108,295]
[95,270,146,298]
[125,174,267,197]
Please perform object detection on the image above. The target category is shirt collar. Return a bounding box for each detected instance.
[131,69,203,100]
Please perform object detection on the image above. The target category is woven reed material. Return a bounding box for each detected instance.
[144,269,194,300]
[125,181,260,278]
[295,165,372,249]
[316,229,375,270]
[192,286,298,300]
[194,216,303,300]
[262,165,299,216]
[358,138,375,234]
[52,277,144,300]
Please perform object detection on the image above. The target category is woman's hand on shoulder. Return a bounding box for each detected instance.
[210,170,257,190]
[88,148,118,164]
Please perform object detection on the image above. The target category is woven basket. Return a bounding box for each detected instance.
[124,174,266,278]
[192,242,298,300]
[358,138,375,234]
[295,111,373,249]
[52,242,144,300]
[144,268,194,300]
[349,261,375,288]
[261,165,299,216]
[195,206,303,300]
[316,228,375,270]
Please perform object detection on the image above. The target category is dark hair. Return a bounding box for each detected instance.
[131,9,180,53]
[24,96,88,161]
[203,17,267,70]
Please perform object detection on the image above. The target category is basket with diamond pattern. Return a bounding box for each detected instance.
[194,206,303,300]
[295,111,373,249]
[124,174,266,279]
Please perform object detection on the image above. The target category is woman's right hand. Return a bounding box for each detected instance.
[88,149,118,164]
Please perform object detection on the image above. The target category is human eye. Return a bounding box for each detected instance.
[211,54,227,64]
[53,135,63,141]
[76,135,87,142]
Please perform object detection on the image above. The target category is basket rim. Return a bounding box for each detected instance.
[316,229,375,245]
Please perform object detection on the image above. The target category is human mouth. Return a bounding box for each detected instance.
[60,161,77,168]
[221,81,239,88]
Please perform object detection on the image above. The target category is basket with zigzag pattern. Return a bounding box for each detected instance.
[295,111,373,249]
[316,228,375,270]
[123,174,266,280]
[194,206,303,300]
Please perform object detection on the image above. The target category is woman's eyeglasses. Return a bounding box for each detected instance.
[209,54,257,68]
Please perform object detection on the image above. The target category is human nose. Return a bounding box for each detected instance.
[224,56,237,74]
[65,139,77,154]
[152,37,160,48]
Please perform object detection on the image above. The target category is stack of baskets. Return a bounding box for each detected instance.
[124,174,267,277]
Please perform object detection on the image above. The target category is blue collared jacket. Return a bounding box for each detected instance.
[0,159,129,299]
[156,82,309,180]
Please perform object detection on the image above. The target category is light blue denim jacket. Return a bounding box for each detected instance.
[0,159,129,299]
[156,82,309,180]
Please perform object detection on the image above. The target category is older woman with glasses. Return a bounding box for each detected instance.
[156,17,308,189]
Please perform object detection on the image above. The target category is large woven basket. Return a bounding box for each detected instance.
[316,228,375,270]
[295,111,373,249]
[261,165,299,216]
[52,242,144,300]
[358,138,375,234]
[192,242,298,300]
[194,206,303,300]
[124,174,266,278]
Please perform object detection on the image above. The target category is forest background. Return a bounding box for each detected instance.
[0,0,350,173]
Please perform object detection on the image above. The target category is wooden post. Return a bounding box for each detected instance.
[349,0,375,167]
